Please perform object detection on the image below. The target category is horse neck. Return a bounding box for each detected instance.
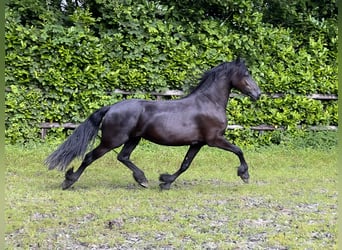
[195,78,232,108]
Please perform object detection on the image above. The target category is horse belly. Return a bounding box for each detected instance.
[140,115,202,146]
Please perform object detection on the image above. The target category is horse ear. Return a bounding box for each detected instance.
[235,57,245,65]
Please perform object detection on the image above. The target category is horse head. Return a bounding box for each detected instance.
[231,58,261,101]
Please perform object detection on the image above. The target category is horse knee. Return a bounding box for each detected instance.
[117,153,128,163]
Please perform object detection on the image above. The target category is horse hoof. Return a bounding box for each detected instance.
[237,167,249,184]
[61,179,74,190]
[241,177,249,184]
[139,181,149,188]
[238,172,249,184]
[159,182,171,190]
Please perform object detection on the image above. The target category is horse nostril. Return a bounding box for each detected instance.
[256,91,261,99]
[253,92,261,101]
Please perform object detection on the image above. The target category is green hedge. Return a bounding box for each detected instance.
[5,0,337,144]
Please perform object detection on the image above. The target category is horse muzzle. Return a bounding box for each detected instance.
[249,90,261,101]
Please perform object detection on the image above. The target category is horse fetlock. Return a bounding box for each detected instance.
[159,173,175,183]
[61,167,79,190]
[65,167,75,178]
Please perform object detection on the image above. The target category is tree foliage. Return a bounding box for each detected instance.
[5,0,337,144]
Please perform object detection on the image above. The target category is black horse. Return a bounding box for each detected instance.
[45,59,261,190]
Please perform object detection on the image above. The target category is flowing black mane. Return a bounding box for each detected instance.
[188,59,246,95]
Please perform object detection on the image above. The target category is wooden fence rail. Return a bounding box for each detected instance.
[39,89,338,139]
[39,122,337,139]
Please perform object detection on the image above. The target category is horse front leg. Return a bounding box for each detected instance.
[208,136,249,183]
[159,143,203,190]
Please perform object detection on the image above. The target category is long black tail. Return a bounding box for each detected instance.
[45,106,111,171]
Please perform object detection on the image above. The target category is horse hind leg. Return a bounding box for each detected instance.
[159,143,203,190]
[117,137,148,188]
[62,144,112,190]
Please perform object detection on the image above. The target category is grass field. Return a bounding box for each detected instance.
[5,141,337,249]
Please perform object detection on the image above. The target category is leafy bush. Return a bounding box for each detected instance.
[5,0,337,144]
[5,85,46,143]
